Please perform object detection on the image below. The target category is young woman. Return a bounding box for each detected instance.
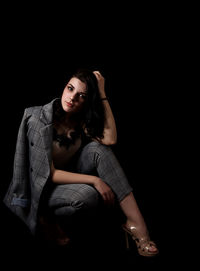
[3,69,159,257]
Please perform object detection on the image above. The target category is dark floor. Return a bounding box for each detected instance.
[1,202,167,270]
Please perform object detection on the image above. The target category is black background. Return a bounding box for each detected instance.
[0,3,186,270]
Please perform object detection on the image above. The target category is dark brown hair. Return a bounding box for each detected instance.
[54,68,105,140]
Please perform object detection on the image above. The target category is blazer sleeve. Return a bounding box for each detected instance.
[4,108,31,208]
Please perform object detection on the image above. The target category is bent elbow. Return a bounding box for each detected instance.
[103,136,117,146]
[110,134,117,145]
[108,138,117,145]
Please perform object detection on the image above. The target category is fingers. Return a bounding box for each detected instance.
[102,190,115,206]
[93,70,104,79]
[94,178,114,206]
[93,70,101,75]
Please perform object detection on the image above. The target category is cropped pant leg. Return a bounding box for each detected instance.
[76,141,133,202]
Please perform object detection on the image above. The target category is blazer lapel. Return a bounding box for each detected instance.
[39,98,58,165]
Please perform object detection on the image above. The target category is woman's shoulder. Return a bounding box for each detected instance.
[26,105,43,113]
[24,105,43,121]
[25,98,58,118]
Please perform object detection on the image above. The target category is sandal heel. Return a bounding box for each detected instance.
[124,230,130,249]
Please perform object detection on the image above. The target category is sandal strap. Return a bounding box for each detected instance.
[137,239,157,251]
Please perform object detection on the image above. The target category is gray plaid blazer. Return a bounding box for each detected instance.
[3,98,57,234]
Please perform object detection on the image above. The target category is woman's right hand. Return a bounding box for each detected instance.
[93,71,106,98]
[93,177,115,206]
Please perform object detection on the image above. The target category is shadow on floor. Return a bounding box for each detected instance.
[1,201,164,270]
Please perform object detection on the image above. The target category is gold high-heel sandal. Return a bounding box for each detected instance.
[122,224,159,257]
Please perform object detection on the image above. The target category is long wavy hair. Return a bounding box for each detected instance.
[53,68,105,140]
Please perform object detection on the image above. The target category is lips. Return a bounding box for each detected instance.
[66,101,73,107]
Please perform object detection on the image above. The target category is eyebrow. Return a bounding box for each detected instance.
[68,83,87,94]
[68,83,74,89]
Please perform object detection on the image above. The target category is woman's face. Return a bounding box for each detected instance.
[61,77,87,114]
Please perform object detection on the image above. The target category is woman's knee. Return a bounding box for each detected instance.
[51,184,100,217]
[82,141,110,155]
[76,141,112,172]
[77,184,99,209]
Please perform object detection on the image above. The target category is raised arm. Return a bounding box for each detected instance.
[93,71,117,145]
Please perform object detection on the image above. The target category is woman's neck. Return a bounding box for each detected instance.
[62,113,81,126]
[56,112,84,132]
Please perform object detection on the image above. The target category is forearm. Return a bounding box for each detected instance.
[101,99,117,145]
[51,163,98,185]
[93,71,117,145]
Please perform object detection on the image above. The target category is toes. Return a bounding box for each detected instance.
[149,246,157,252]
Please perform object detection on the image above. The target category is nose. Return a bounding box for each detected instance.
[70,93,79,102]
[70,95,75,101]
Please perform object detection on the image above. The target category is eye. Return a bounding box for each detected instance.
[79,93,87,99]
[68,86,73,91]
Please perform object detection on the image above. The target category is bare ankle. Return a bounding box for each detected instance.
[125,219,149,237]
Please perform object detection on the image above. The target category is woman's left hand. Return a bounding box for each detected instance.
[93,71,106,98]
